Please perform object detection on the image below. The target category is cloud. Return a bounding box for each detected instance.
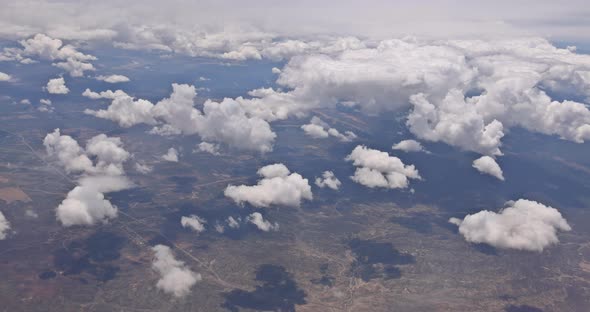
[247,212,279,232]
[0,211,11,240]
[134,162,153,174]
[161,148,179,162]
[38,98,55,112]
[45,77,69,94]
[0,72,11,81]
[315,171,341,190]
[96,74,130,83]
[472,156,504,181]
[181,215,206,233]
[346,145,421,189]
[227,216,240,229]
[84,84,276,153]
[43,129,133,226]
[224,163,312,208]
[392,139,426,153]
[196,142,220,155]
[449,199,571,251]
[151,244,201,297]
[300,116,356,142]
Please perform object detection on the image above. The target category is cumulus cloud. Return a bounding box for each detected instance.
[346,145,421,189]
[38,98,54,112]
[449,199,571,251]
[96,74,130,83]
[227,216,240,229]
[247,212,279,232]
[301,116,357,142]
[0,211,11,240]
[196,142,220,155]
[161,148,179,162]
[315,171,341,190]
[181,215,206,233]
[151,244,201,297]
[84,84,276,153]
[224,163,312,208]
[43,129,132,226]
[472,156,504,181]
[0,72,11,81]
[392,139,426,153]
[45,77,69,94]
[134,162,153,174]
[1,34,95,76]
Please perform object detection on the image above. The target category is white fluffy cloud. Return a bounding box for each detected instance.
[472,156,504,181]
[135,162,153,174]
[181,215,206,233]
[96,74,130,83]
[0,72,11,81]
[301,116,356,142]
[224,163,312,208]
[196,142,220,155]
[161,148,179,162]
[84,84,276,153]
[151,244,201,297]
[0,211,11,240]
[392,139,426,153]
[43,129,132,226]
[45,77,69,94]
[346,145,421,189]
[1,34,95,76]
[449,199,571,251]
[247,212,279,232]
[315,171,341,190]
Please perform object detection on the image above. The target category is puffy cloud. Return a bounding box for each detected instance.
[181,215,206,233]
[346,145,421,189]
[227,216,240,229]
[392,139,426,153]
[196,142,220,155]
[85,84,276,153]
[224,163,312,208]
[38,98,54,112]
[472,156,504,181]
[0,72,11,81]
[151,244,201,297]
[134,162,153,174]
[0,211,11,240]
[449,199,571,251]
[20,99,31,105]
[247,212,279,232]
[315,171,341,190]
[45,77,69,94]
[96,74,130,83]
[43,129,132,226]
[301,116,356,142]
[1,34,95,76]
[57,175,131,226]
[161,148,179,162]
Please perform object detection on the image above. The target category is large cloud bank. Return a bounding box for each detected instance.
[346,145,421,189]
[224,163,312,208]
[43,129,132,226]
[449,199,571,251]
[151,244,201,297]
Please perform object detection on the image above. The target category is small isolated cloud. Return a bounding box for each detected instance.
[196,142,220,155]
[181,215,206,233]
[301,116,356,142]
[198,76,209,81]
[40,99,51,105]
[315,171,341,190]
[0,72,11,81]
[162,148,179,162]
[224,163,312,208]
[247,212,279,232]
[135,162,153,174]
[472,156,504,181]
[96,74,130,83]
[45,77,69,94]
[271,67,281,74]
[152,244,201,297]
[20,99,31,105]
[392,139,425,152]
[38,98,54,112]
[346,145,421,189]
[449,199,571,251]
[0,211,11,240]
[227,216,241,229]
[43,129,132,226]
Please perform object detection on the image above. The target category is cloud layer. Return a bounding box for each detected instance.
[450,199,571,251]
